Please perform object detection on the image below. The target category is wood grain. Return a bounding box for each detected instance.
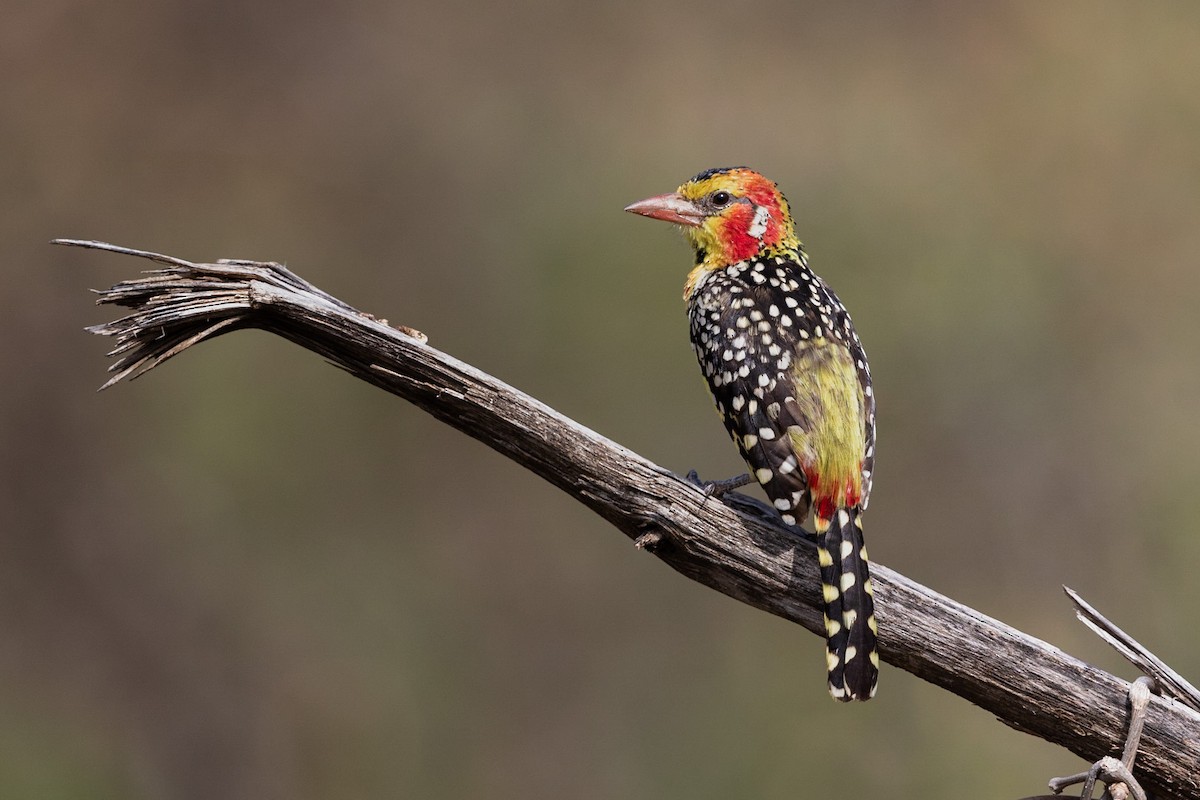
[64,239,1200,800]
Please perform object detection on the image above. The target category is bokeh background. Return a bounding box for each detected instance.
[5,2,1200,798]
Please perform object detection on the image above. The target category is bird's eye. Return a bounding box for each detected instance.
[710,191,732,207]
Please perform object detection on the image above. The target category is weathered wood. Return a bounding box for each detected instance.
[1068,586,1200,713]
[63,239,1200,799]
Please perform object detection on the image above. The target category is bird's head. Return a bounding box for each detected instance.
[625,167,799,268]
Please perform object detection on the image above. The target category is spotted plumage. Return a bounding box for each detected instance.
[626,167,879,701]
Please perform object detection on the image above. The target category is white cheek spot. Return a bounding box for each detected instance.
[748,204,770,238]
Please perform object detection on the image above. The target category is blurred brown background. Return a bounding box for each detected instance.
[5,2,1200,798]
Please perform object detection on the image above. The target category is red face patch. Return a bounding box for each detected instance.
[714,175,786,262]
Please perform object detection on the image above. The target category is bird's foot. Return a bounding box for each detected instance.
[686,470,753,498]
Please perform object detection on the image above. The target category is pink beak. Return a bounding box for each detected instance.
[624,192,705,227]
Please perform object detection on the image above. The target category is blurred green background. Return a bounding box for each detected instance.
[5,2,1200,798]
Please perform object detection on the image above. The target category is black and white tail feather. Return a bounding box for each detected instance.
[816,507,878,701]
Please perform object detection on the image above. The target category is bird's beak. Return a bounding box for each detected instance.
[624,192,705,227]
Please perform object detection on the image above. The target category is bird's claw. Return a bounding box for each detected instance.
[686,470,753,499]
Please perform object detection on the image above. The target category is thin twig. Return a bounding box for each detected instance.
[1066,586,1200,712]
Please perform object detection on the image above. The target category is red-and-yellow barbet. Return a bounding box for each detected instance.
[626,167,879,701]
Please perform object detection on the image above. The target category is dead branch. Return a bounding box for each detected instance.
[1067,586,1200,713]
[62,239,1200,800]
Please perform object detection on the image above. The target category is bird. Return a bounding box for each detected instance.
[625,167,879,701]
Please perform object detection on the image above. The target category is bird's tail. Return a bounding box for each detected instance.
[816,506,878,701]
